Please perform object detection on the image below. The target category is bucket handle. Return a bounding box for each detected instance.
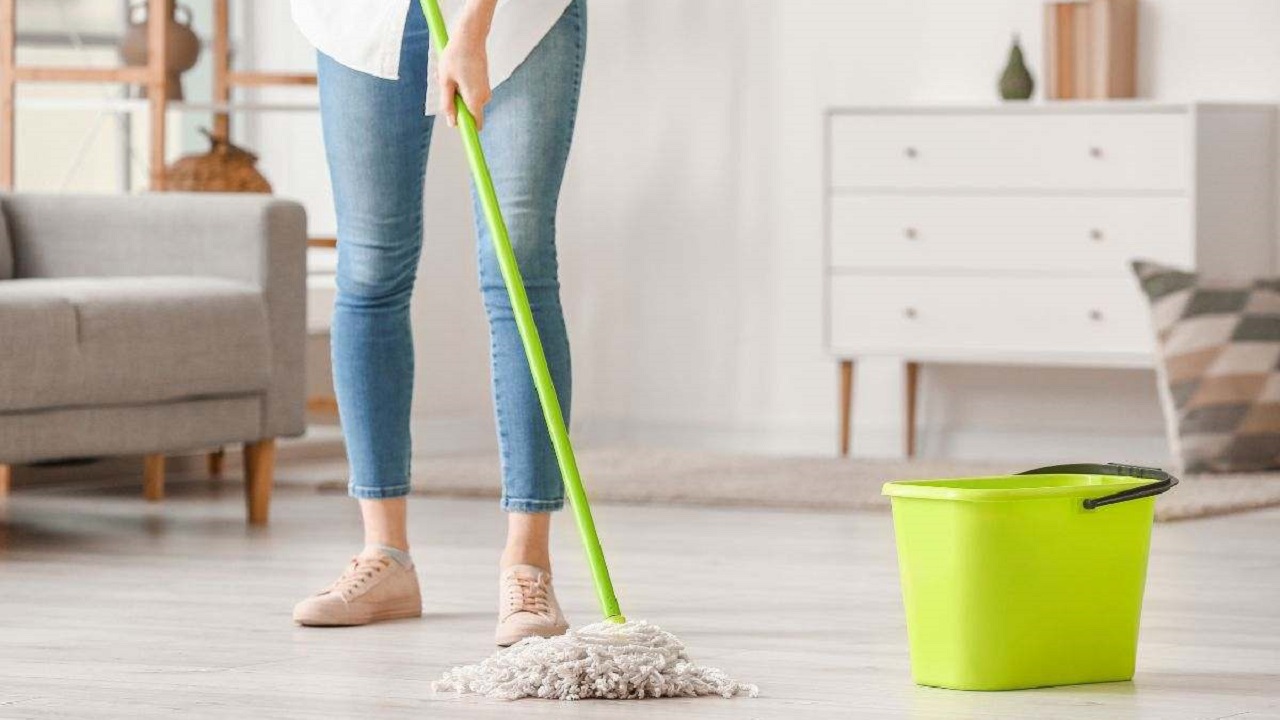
[1018,463,1179,510]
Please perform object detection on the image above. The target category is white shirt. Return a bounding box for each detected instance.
[291,0,571,114]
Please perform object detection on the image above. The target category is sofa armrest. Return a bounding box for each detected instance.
[0,192,308,439]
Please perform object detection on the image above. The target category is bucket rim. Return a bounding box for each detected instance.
[881,473,1153,502]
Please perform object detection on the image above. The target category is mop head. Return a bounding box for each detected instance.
[433,620,758,701]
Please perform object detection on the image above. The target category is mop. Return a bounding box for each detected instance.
[419,0,757,701]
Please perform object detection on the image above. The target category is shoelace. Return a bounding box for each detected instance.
[324,556,391,600]
[505,573,553,616]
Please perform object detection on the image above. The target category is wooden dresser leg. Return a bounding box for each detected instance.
[243,439,275,526]
[143,454,166,501]
[839,359,855,457]
[0,464,11,497]
[905,361,921,459]
[207,448,225,478]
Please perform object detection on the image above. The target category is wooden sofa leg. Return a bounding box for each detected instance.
[244,439,275,526]
[0,464,11,497]
[143,454,165,501]
[208,448,225,478]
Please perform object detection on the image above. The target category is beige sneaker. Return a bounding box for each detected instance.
[293,555,422,627]
[495,564,569,646]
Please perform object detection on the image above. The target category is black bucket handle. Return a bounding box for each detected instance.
[1018,462,1179,510]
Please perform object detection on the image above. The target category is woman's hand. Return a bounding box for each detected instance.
[438,3,496,130]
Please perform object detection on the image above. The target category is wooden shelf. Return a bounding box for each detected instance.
[0,0,318,192]
[0,0,172,189]
[12,66,151,84]
[15,97,148,112]
[15,97,318,113]
[227,71,316,87]
[178,100,318,113]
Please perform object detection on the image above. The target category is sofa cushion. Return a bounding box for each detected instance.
[0,198,13,280]
[1133,260,1280,473]
[0,276,271,413]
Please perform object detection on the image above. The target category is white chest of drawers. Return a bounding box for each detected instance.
[824,103,1277,457]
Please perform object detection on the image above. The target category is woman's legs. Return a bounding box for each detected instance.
[294,6,430,627]
[501,512,552,570]
[361,498,409,551]
[298,0,587,635]
[323,7,432,535]
[476,0,585,644]
[474,0,586,571]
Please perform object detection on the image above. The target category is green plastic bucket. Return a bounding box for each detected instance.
[882,463,1178,691]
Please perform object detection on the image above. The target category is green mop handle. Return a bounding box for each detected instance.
[419,0,625,625]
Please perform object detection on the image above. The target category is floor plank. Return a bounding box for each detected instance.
[1,472,1278,719]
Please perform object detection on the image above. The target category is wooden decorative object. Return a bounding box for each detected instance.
[1089,0,1138,98]
[165,128,272,193]
[120,0,201,101]
[1044,0,1137,99]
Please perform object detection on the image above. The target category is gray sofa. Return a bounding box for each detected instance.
[0,193,307,524]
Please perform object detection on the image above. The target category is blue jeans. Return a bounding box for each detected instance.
[317,0,585,512]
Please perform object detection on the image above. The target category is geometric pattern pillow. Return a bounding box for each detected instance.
[1132,260,1280,473]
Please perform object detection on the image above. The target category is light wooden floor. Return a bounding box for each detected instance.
[1,472,1278,719]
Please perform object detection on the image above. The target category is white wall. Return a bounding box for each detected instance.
[246,0,1280,462]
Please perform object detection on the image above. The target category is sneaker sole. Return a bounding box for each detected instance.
[294,601,423,627]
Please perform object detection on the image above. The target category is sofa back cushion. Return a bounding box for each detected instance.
[1133,260,1280,473]
[0,198,12,279]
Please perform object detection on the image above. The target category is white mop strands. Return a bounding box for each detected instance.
[433,620,759,701]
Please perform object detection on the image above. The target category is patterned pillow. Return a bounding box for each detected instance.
[1132,261,1280,473]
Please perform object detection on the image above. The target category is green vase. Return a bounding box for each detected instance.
[998,35,1034,101]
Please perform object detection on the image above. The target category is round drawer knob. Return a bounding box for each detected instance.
[903,307,919,320]
[1089,146,1104,159]
[1089,228,1104,241]
[1089,309,1105,322]
[904,146,918,159]
[903,227,919,240]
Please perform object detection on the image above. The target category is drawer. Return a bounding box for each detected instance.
[829,113,1189,191]
[827,274,1154,357]
[828,195,1192,272]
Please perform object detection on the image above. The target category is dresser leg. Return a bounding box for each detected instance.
[839,360,855,457]
[905,361,920,458]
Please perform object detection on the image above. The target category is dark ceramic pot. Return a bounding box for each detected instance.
[119,0,201,101]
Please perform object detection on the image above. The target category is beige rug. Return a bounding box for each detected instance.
[314,448,1280,522]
